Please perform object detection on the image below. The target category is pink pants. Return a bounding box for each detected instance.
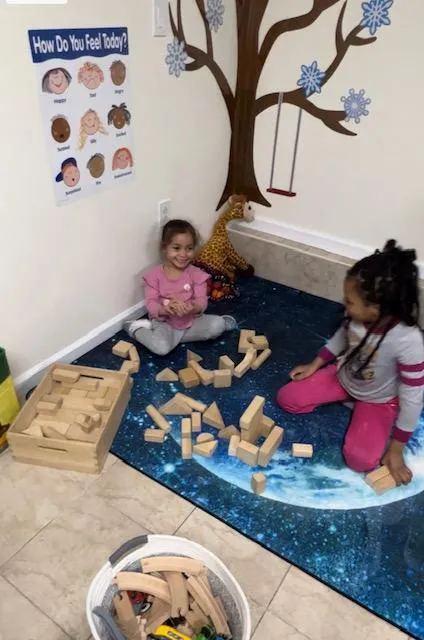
[276,364,398,472]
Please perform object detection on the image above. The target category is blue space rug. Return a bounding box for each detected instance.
[75,277,424,639]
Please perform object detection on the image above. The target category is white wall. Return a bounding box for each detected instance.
[254,0,423,258]
[0,0,235,378]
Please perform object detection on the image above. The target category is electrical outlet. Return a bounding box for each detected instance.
[158,199,171,227]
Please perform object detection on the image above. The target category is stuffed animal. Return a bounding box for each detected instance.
[193,195,255,301]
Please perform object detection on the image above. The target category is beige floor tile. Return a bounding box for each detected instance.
[252,611,309,640]
[2,495,146,639]
[270,567,408,640]
[0,575,69,640]
[87,459,194,534]
[177,508,290,629]
[0,451,106,566]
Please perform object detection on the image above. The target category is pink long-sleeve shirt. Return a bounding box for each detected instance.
[143,264,210,330]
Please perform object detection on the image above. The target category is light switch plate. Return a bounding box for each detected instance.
[152,0,169,37]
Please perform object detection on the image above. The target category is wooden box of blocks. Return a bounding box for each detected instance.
[7,363,132,474]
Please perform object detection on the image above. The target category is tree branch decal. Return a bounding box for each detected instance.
[165,0,393,208]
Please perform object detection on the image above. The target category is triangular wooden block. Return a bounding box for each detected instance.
[159,398,193,415]
[193,439,218,458]
[203,402,225,429]
[218,425,240,440]
[156,367,179,382]
[187,350,203,365]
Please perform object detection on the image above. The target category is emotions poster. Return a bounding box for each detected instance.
[28,28,134,205]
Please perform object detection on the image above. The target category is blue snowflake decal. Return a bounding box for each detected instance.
[360,0,393,36]
[165,38,188,78]
[341,89,371,124]
[297,60,326,97]
[206,0,225,32]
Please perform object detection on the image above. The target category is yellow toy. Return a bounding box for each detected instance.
[151,625,191,640]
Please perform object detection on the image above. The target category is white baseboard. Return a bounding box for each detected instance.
[230,216,424,273]
[15,299,146,399]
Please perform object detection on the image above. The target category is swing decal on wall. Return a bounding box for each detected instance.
[164,0,391,209]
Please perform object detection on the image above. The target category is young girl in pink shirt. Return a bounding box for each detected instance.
[124,219,236,355]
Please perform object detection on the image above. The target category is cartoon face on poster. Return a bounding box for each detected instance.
[28,27,135,204]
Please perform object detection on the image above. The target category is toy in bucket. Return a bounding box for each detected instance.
[0,347,20,453]
[87,535,251,640]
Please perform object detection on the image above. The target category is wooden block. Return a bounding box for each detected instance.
[179,367,200,389]
[94,398,112,411]
[188,360,214,386]
[144,429,166,443]
[175,393,207,413]
[156,367,179,382]
[249,335,269,350]
[191,412,202,433]
[182,437,192,460]
[193,440,218,458]
[213,369,232,388]
[66,423,99,442]
[39,420,69,437]
[240,395,265,444]
[219,355,235,372]
[196,433,214,444]
[120,360,139,374]
[229,434,241,456]
[72,377,98,391]
[251,472,267,495]
[146,404,171,432]
[87,386,107,399]
[36,400,59,414]
[187,349,203,365]
[236,441,259,467]
[69,388,87,398]
[234,348,257,379]
[75,413,94,432]
[251,348,272,370]
[40,394,63,410]
[52,367,80,383]
[112,340,132,358]
[159,397,193,415]
[258,426,284,467]
[218,425,240,440]
[203,402,224,430]
[129,345,140,363]
[22,422,44,437]
[261,415,275,437]
[373,474,397,495]
[181,417,192,439]
[365,465,391,486]
[238,329,256,353]
[42,424,68,440]
[292,443,313,458]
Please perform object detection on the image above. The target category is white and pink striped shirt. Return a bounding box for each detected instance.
[319,321,424,442]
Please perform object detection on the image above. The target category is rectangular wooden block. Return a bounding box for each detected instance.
[181,417,192,439]
[146,404,171,433]
[179,367,200,389]
[188,361,214,386]
[191,412,202,433]
[251,472,267,495]
[213,369,232,388]
[112,340,133,358]
[120,360,139,375]
[234,348,257,379]
[238,329,256,354]
[249,335,269,350]
[219,355,235,372]
[144,429,166,443]
[182,437,192,460]
[94,398,112,411]
[236,441,259,467]
[365,465,391,486]
[174,393,207,414]
[240,395,265,444]
[41,394,63,410]
[292,443,313,458]
[52,368,80,384]
[228,434,240,457]
[258,426,284,467]
[373,474,397,495]
[129,345,140,363]
[261,415,275,437]
[251,348,272,371]
[36,401,58,415]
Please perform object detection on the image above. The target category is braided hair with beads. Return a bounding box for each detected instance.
[342,239,420,380]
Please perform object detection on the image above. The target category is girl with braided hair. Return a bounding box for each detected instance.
[277,240,424,486]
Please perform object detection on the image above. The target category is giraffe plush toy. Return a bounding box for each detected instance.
[193,194,255,301]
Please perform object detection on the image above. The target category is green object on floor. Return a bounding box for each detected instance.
[0,347,20,453]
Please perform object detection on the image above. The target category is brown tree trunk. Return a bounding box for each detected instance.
[217,1,271,210]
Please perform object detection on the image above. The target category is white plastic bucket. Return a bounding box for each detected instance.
[86,534,251,640]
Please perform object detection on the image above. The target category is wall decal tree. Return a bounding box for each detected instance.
[165,0,393,208]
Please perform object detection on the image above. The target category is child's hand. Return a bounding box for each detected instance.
[382,442,413,485]
[290,360,321,381]
[168,299,191,317]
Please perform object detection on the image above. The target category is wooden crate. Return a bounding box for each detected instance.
[7,363,132,474]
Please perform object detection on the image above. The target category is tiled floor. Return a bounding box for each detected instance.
[0,450,411,640]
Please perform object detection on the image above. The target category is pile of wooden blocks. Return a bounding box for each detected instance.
[113,340,140,375]
[155,328,272,392]
[113,555,231,639]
